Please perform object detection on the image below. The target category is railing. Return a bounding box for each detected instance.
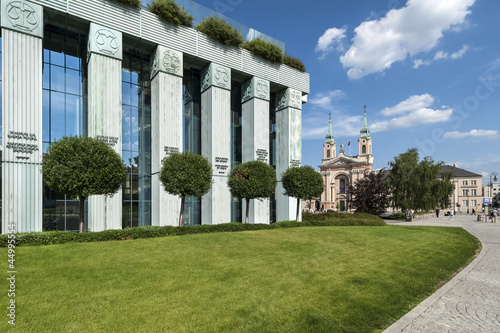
[144,0,286,51]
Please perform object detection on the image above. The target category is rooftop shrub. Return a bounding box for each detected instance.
[195,16,243,47]
[243,37,283,63]
[283,55,306,72]
[109,0,142,8]
[148,0,193,27]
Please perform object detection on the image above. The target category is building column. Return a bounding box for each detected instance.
[201,63,231,225]
[241,77,270,223]
[87,23,123,231]
[275,88,302,222]
[150,46,183,226]
[1,0,44,234]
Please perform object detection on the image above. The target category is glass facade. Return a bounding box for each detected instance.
[230,81,242,222]
[182,69,201,225]
[121,49,152,228]
[269,93,277,222]
[0,34,2,230]
[3,21,289,231]
[42,25,87,231]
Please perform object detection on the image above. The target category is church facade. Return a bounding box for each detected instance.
[318,108,373,211]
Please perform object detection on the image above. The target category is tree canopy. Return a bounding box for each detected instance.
[281,166,325,221]
[159,152,212,226]
[227,160,277,224]
[41,136,127,232]
[387,148,454,213]
[349,170,389,215]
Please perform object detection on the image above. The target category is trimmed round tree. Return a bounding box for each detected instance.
[159,152,212,226]
[281,166,325,221]
[227,160,277,224]
[41,136,128,233]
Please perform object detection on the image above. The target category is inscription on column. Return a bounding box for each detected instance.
[97,135,118,147]
[215,157,229,175]
[164,146,179,155]
[256,149,268,162]
[290,159,301,168]
[6,131,38,160]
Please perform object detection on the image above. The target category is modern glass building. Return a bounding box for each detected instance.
[0,0,309,233]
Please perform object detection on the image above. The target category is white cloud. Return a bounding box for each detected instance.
[372,94,453,132]
[302,110,361,140]
[450,44,469,59]
[443,129,499,139]
[413,44,470,68]
[413,59,431,69]
[340,0,475,79]
[315,27,347,59]
[309,90,346,109]
[381,93,434,116]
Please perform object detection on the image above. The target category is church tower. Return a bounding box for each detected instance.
[358,106,373,164]
[323,113,336,161]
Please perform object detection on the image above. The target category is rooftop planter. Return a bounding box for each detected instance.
[243,37,283,63]
[108,0,142,9]
[283,55,306,72]
[195,16,243,47]
[148,0,194,27]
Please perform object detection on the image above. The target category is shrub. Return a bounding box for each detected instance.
[195,16,243,47]
[148,0,193,27]
[283,55,306,72]
[302,212,386,226]
[243,38,283,63]
[0,215,385,247]
[109,0,142,8]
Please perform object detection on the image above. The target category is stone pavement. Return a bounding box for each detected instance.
[383,212,500,333]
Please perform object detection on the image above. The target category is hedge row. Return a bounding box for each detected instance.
[0,213,385,247]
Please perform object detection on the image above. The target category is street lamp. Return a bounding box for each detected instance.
[490,171,498,206]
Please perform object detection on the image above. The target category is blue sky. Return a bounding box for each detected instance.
[168,0,499,182]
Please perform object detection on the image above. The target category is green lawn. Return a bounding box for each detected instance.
[1,226,479,332]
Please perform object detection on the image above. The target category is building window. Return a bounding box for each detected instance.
[362,145,366,154]
[327,150,330,158]
[182,69,202,225]
[462,200,468,207]
[121,49,152,229]
[0,35,2,231]
[339,179,346,194]
[471,189,476,196]
[269,93,276,223]
[462,180,468,185]
[42,25,87,231]
[462,189,468,196]
[471,200,477,207]
[471,180,477,185]
[230,80,242,223]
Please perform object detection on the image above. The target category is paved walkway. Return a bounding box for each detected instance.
[383,213,500,333]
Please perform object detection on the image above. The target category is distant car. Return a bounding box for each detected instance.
[326,209,335,212]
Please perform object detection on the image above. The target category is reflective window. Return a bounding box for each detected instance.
[122,49,151,228]
[269,93,276,223]
[0,35,2,230]
[182,69,202,225]
[231,81,242,222]
[42,26,87,231]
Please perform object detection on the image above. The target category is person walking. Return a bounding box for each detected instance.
[435,208,440,218]
[471,208,476,215]
[493,208,499,223]
[448,208,454,220]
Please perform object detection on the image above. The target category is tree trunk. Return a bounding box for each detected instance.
[79,196,86,233]
[296,197,300,221]
[179,196,185,227]
[245,198,250,224]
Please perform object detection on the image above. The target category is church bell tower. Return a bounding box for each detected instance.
[358,105,373,164]
[323,113,336,161]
